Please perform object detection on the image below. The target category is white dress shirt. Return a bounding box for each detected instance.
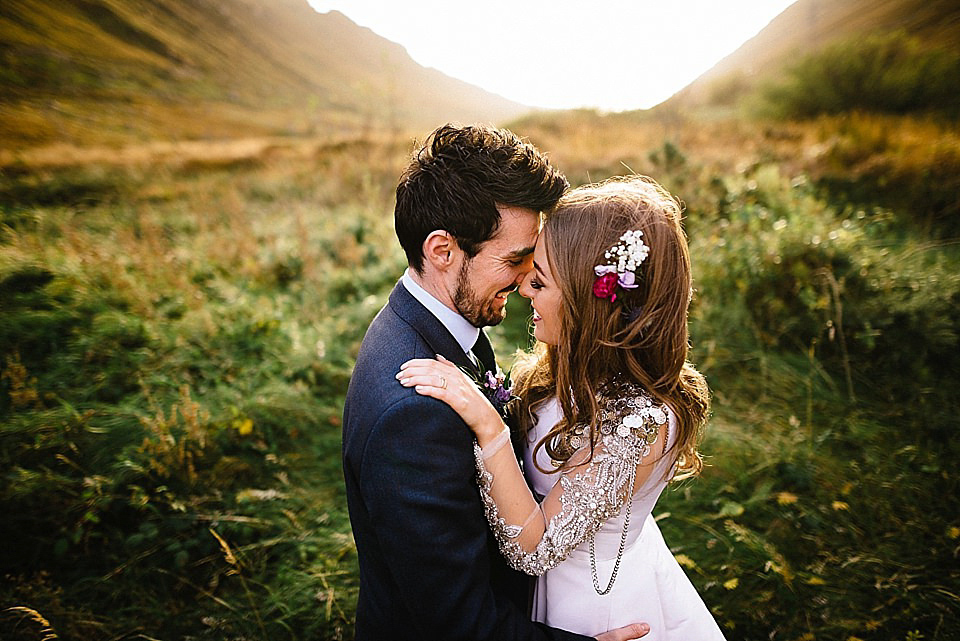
[401,269,480,358]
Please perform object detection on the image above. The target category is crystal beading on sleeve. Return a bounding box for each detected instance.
[473,381,669,576]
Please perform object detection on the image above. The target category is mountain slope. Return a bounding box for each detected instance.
[0,0,529,148]
[668,0,960,109]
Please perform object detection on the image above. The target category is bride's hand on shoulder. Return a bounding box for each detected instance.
[397,355,504,443]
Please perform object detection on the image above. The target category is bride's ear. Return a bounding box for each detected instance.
[422,230,458,271]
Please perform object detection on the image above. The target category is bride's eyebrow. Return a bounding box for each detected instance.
[533,261,548,278]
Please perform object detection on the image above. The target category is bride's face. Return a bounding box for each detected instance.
[518,234,563,345]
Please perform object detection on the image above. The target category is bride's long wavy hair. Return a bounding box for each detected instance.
[512,176,710,480]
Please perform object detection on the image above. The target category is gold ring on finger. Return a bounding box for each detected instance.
[439,375,447,389]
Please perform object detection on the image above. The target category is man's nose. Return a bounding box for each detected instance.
[518,276,533,299]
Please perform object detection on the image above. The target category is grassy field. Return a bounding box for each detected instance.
[1,111,958,640]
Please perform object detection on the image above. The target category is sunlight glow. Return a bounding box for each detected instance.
[307,0,798,111]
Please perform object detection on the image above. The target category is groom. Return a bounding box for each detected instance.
[342,124,649,641]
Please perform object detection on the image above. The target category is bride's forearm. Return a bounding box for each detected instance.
[477,438,541,542]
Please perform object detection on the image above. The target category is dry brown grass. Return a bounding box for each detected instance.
[0,132,412,171]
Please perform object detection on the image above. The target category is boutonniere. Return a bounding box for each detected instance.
[462,366,518,418]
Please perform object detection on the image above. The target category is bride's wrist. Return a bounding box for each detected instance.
[474,416,508,448]
[476,421,510,461]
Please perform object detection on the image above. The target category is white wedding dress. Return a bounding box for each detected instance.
[474,383,725,640]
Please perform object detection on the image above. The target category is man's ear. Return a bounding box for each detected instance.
[422,230,458,270]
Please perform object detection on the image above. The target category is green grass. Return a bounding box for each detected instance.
[0,144,406,639]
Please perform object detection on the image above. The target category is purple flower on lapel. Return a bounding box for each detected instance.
[463,366,517,418]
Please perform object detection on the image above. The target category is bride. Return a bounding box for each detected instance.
[398,176,726,640]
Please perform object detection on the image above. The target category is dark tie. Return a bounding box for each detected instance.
[471,331,497,375]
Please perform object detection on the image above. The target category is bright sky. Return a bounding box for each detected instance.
[307,0,797,111]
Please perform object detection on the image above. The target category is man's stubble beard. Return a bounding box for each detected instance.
[453,258,507,328]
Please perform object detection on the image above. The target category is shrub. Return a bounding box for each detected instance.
[762,31,960,119]
[691,165,960,438]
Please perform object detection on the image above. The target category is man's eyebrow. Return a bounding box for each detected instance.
[504,246,535,260]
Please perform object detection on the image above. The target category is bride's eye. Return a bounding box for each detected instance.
[529,277,544,290]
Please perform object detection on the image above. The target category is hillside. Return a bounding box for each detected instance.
[668,0,960,109]
[0,0,529,148]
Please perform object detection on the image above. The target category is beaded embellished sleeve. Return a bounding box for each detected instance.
[473,383,670,576]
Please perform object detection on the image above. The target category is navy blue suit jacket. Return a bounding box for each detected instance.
[342,282,592,641]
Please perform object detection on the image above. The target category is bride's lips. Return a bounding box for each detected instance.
[532,310,542,323]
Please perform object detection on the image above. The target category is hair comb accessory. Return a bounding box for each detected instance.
[593,229,649,302]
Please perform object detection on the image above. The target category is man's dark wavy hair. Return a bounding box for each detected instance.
[395,123,568,273]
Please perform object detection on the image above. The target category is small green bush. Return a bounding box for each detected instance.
[691,165,960,437]
[763,31,960,119]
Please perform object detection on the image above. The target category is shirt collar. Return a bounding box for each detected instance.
[401,268,480,355]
